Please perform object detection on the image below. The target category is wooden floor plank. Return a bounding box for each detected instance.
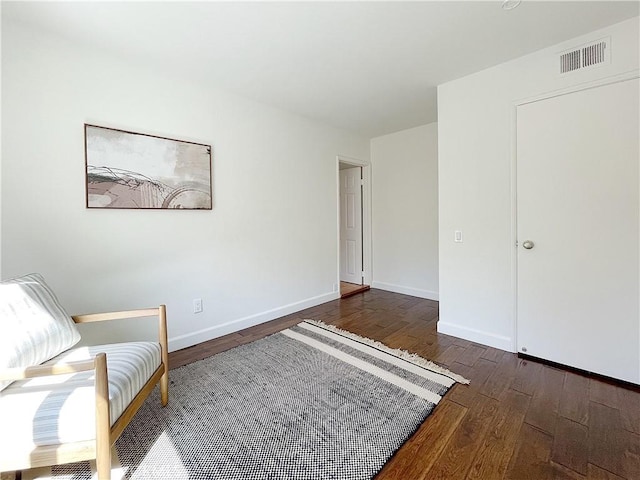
[447,359,498,409]
[422,396,499,479]
[590,378,622,409]
[511,357,543,396]
[559,371,591,425]
[524,365,565,435]
[432,343,467,367]
[505,423,584,479]
[481,346,506,363]
[466,390,530,479]
[479,351,519,401]
[588,402,640,479]
[587,464,626,480]
[504,423,554,480]
[618,387,640,435]
[340,281,370,298]
[552,416,589,475]
[456,344,486,367]
[376,399,467,480]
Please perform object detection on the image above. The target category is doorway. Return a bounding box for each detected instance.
[515,78,639,384]
[337,156,371,298]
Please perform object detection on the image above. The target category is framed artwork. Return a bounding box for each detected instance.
[84,124,212,209]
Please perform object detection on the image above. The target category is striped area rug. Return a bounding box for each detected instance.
[10,320,468,480]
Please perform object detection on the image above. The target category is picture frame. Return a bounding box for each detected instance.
[84,124,212,209]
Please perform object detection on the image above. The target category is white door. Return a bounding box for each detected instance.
[340,167,363,284]
[517,78,640,384]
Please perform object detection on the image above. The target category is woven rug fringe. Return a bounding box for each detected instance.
[304,319,470,385]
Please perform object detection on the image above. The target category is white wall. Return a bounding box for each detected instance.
[438,17,639,351]
[0,5,3,278]
[1,21,369,351]
[371,123,439,299]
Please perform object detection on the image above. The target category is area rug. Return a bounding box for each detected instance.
[9,320,468,480]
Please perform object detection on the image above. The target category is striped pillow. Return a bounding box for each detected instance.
[0,273,81,391]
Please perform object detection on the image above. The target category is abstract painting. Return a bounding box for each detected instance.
[85,124,212,209]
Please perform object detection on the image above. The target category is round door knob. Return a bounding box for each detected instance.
[522,240,535,250]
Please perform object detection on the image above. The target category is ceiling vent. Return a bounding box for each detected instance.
[559,37,610,75]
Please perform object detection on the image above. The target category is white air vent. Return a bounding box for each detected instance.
[559,37,610,74]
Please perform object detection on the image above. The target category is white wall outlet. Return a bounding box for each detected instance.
[193,298,203,314]
[454,230,463,243]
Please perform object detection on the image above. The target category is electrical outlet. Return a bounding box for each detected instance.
[193,298,203,314]
[454,230,463,243]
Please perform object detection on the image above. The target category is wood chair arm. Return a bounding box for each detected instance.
[72,307,163,324]
[72,305,169,406]
[0,358,97,382]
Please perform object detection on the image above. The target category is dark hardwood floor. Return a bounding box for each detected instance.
[340,281,371,298]
[169,289,640,480]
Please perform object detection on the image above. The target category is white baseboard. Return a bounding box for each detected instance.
[437,321,514,352]
[168,291,340,352]
[371,281,439,301]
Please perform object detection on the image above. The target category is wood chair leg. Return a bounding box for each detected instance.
[160,369,169,406]
[159,304,169,407]
[96,452,111,480]
[95,353,111,480]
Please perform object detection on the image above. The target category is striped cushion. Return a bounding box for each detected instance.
[0,273,81,391]
[0,342,161,453]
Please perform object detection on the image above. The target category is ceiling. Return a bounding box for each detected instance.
[3,1,639,137]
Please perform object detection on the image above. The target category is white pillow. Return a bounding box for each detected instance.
[0,273,81,391]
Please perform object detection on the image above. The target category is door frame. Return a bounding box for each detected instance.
[510,70,640,353]
[336,155,372,289]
